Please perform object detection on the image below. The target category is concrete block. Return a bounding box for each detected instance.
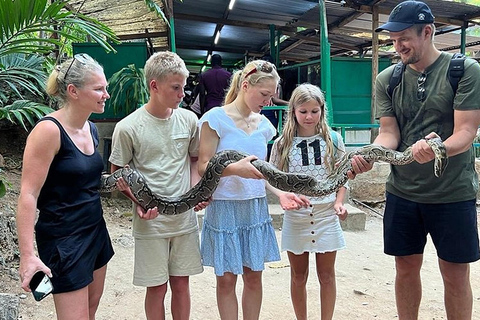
[341,203,366,231]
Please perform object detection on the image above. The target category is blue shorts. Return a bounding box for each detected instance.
[384,192,480,263]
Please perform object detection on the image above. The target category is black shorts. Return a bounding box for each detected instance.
[384,192,480,263]
[37,219,115,294]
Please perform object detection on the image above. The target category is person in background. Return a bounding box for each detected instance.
[109,51,206,320]
[259,54,289,125]
[349,1,480,319]
[270,83,347,320]
[197,59,310,319]
[17,53,113,319]
[259,54,289,160]
[198,53,232,115]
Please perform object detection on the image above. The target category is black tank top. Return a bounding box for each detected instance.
[35,117,104,239]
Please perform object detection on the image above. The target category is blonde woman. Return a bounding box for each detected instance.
[17,54,113,319]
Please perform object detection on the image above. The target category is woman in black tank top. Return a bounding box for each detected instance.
[16,53,114,319]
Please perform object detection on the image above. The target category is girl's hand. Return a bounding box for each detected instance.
[334,203,348,221]
[230,156,264,179]
[19,255,52,292]
[279,193,311,210]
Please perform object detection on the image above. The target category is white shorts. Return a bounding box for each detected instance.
[133,231,203,287]
[281,202,346,254]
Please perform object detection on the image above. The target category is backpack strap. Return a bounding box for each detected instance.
[329,129,339,157]
[387,53,465,99]
[387,61,406,99]
[448,53,465,95]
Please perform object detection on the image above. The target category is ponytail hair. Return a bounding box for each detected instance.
[224,60,280,104]
[46,53,103,106]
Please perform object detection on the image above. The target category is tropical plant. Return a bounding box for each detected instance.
[108,64,149,116]
[0,0,119,129]
[0,0,120,197]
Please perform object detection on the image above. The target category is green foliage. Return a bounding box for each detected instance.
[0,0,120,130]
[144,0,170,28]
[143,0,183,28]
[0,53,47,103]
[0,169,6,198]
[0,100,54,130]
[0,0,119,56]
[108,64,149,116]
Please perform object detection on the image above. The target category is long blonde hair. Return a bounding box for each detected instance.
[276,83,336,172]
[224,60,280,104]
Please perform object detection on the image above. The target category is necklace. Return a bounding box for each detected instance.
[235,104,251,128]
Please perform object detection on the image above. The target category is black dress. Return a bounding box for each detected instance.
[35,117,114,293]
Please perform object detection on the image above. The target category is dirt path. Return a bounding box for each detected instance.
[11,206,480,320]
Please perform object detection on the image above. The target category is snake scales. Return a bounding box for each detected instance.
[101,138,447,215]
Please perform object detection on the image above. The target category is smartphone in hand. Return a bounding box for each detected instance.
[29,271,53,301]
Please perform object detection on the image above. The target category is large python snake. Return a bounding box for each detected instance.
[101,138,447,215]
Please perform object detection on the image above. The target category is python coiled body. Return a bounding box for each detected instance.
[101,138,447,215]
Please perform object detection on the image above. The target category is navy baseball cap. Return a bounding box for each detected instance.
[375,1,435,32]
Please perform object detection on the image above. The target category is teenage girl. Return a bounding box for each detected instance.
[198,60,310,319]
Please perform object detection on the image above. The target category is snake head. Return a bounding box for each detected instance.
[425,137,448,178]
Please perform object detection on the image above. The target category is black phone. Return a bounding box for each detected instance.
[29,271,53,301]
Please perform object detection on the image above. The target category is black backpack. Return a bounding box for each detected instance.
[387,53,466,99]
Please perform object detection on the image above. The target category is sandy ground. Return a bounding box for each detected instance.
[11,201,480,320]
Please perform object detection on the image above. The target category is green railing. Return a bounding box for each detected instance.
[331,123,379,147]
[263,105,288,145]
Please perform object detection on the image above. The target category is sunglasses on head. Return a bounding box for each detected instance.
[244,61,275,78]
[63,53,91,81]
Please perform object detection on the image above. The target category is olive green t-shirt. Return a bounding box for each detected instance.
[375,52,480,203]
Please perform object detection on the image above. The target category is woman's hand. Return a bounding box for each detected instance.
[19,255,52,292]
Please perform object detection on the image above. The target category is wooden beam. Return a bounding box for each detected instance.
[117,31,168,40]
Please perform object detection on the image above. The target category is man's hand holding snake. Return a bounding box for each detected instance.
[348,155,374,179]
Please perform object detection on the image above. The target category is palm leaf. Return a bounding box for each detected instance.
[0,0,119,56]
[0,100,53,130]
[0,53,47,103]
[109,64,149,115]
[144,0,170,28]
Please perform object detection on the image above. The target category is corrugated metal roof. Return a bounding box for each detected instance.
[73,0,480,73]
[173,0,480,73]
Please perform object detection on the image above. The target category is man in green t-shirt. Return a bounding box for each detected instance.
[349,1,480,319]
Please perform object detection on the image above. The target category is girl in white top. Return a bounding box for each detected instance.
[269,83,348,320]
[198,60,310,319]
